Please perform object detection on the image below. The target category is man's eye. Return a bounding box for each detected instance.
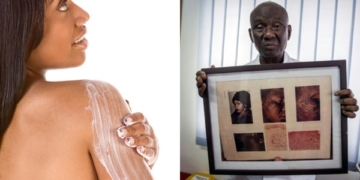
[59,2,68,11]
[273,24,283,30]
[255,25,265,31]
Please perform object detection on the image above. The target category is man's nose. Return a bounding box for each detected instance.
[264,27,276,39]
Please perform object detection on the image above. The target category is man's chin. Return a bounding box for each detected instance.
[260,50,283,58]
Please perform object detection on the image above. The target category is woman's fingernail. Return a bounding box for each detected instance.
[124,117,133,125]
[138,146,145,153]
[117,127,128,139]
[125,137,134,146]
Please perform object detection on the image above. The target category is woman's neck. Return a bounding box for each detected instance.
[26,68,45,80]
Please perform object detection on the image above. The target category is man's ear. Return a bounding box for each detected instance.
[287,24,292,40]
[248,28,254,43]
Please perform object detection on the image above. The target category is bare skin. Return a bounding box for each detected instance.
[0,78,154,179]
[0,79,98,179]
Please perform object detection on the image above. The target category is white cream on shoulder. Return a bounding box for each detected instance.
[85,80,153,180]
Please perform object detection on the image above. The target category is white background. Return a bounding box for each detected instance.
[46,0,180,179]
[181,0,360,179]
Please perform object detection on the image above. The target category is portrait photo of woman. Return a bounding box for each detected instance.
[229,91,253,124]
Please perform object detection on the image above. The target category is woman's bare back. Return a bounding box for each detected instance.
[0,79,152,179]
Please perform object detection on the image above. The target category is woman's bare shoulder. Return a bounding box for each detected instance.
[15,79,152,179]
[42,80,152,179]
[21,79,122,113]
[2,80,126,179]
[17,79,125,140]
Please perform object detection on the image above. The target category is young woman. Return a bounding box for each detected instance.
[230,91,253,124]
[0,0,157,179]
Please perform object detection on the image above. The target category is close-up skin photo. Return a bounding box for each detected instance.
[0,0,179,179]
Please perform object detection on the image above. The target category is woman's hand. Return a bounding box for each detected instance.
[117,112,159,168]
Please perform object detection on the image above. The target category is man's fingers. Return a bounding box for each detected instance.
[342,105,359,112]
[196,76,204,88]
[117,123,152,138]
[125,136,155,147]
[335,89,353,97]
[340,98,357,105]
[274,156,282,161]
[195,71,207,80]
[198,83,206,97]
[123,112,146,126]
[342,110,356,118]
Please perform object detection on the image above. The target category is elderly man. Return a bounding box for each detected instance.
[195,1,358,180]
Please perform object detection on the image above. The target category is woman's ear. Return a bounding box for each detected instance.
[125,99,132,112]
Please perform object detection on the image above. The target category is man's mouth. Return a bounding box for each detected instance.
[264,43,277,49]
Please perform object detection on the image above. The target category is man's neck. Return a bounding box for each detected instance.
[260,53,285,64]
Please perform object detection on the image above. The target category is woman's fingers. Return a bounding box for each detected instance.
[117,112,158,166]
[124,136,155,148]
[117,123,152,138]
[136,146,157,165]
[123,112,146,126]
[124,136,158,166]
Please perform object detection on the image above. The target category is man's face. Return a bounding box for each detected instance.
[248,3,291,62]
[262,88,286,122]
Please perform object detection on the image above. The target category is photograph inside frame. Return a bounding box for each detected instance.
[216,76,332,161]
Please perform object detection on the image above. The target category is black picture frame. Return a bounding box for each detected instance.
[202,60,348,175]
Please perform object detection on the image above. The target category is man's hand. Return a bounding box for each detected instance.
[196,65,215,97]
[117,112,159,168]
[334,89,359,118]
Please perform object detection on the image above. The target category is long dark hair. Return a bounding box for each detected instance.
[0,0,45,141]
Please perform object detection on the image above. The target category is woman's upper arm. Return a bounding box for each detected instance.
[83,80,153,180]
